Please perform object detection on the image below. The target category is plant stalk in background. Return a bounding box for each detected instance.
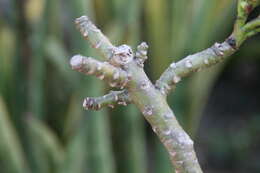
[70,1,260,172]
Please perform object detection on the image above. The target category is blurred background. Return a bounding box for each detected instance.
[0,0,260,173]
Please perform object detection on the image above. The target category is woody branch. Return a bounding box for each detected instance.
[69,1,260,172]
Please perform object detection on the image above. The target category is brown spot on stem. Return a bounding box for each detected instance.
[226,37,237,49]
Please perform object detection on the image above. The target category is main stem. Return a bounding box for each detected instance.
[71,1,260,172]
[125,61,202,173]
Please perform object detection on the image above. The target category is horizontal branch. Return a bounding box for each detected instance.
[83,90,131,110]
[70,55,130,88]
[246,27,260,37]
[242,16,260,34]
[155,40,236,95]
[75,16,115,60]
[156,0,260,95]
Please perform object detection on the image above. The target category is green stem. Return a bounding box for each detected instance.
[155,40,236,95]
[83,90,130,110]
[126,61,203,172]
[69,1,260,172]
[70,55,130,88]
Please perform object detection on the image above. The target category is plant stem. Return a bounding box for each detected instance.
[126,61,203,172]
[70,1,260,172]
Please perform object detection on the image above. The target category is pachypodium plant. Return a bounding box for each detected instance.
[70,1,260,172]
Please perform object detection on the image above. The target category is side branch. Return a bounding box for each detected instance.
[83,90,131,110]
[75,16,115,60]
[75,16,134,68]
[242,16,260,37]
[156,0,260,95]
[155,41,235,95]
[70,1,260,172]
[70,55,130,88]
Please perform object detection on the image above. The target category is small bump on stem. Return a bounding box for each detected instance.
[173,75,181,84]
[185,59,192,68]
[142,105,153,116]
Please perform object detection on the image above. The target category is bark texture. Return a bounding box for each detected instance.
[70,1,260,172]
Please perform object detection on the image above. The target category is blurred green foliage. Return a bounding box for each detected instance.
[0,0,259,173]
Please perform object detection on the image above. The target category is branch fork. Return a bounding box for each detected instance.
[70,1,260,172]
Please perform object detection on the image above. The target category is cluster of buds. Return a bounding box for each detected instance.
[135,42,148,67]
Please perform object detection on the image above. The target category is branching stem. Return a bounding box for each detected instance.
[70,1,260,172]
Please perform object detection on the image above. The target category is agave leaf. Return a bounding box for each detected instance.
[0,25,15,101]
[26,0,49,119]
[58,126,88,173]
[0,96,30,173]
[26,116,65,171]
[63,93,85,141]
[44,37,77,84]
[144,0,170,79]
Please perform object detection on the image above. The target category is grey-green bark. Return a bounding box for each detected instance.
[70,1,260,172]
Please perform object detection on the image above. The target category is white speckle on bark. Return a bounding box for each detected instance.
[152,126,157,133]
[88,99,93,106]
[213,42,226,56]
[83,31,88,37]
[142,50,147,56]
[185,60,192,68]
[163,129,172,136]
[176,132,194,146]
[204,59,209,65]
[170,150,177,157]
[136,42,148,60]
[176,160,184,166]
[113,71,120,80]
[70,55,83,69]
[164,112,173,119]
[108,104,114,108]
[214,42,221,48]
[97,63,102,71]
[91,27,101,33]
[170,62,177,69]
[173,75,181,84]
[75,16,88,24]
[94,41,102,49]
[184,152,193,158]
[83,98,88,108]
[114,94,118,101]
[140,81,150,90]
[160,88,166,95]
[137,42,148,50]
[118,101,127,106]
[142,105,153,116]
